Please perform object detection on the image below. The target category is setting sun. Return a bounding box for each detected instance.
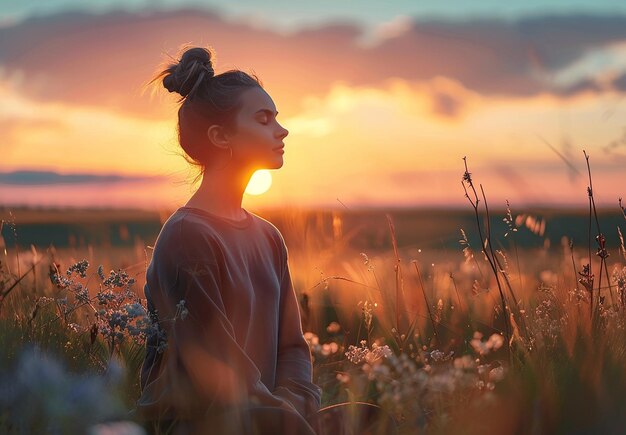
[244,170,273,195]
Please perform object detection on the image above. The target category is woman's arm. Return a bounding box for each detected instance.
[140,255,295,419]
[273,246,323,420]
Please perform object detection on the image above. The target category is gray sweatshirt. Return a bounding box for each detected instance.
[137,206,321,426]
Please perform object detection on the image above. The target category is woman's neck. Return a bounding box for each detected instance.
[185,165,255,220]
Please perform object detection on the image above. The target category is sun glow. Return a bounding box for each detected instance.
[245,170,273,195]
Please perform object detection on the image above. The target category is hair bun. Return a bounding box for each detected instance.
[163,47,215,98]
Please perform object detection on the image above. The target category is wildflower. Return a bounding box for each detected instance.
[613,266,626,307]
[176,300,188,320]
[568,287,588,304]
[462,170,472,185]
[108,310,129,330]
[37,296,55,305]
[304,332,319,346]
[487,334,504,350]
[345,343,370,364]
[96,290,117,306]
[496,250,509,272]
[453,355,475,370]
[535,299,554,318]
[436,299,444,322]
[503,200,518,238]
[360,252,374,272]
[50,264,71,289]
[125,303,146,318]
[470,332,504,356]
[97,265,106,281]
[103,269,134,289]
[459,229,469,247]
[317,269,330,290]
[75,286,90,305]
[596,233,609,259]
[67,260,89,278]
[618,226,626,261]
[358,300,376,329]
[336,373,350,384]
[326,321,341,334]
[321,343,337,356]
[345,340,392,365]
[429,349,454,363]
[367,343,393,363]
[578,264,594,293]
[303,332,322,360]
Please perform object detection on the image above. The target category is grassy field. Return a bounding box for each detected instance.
[1,190,625,433]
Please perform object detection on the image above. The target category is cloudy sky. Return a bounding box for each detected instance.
[1,1,625,210]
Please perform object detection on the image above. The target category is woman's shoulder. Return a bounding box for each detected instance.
[248,210,277,230]
[152,208,223,259]
[247,212,290,267]
[157,207,211,236]
[248,211,287,246]
[153,208,286,259]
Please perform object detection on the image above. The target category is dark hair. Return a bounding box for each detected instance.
[149,46,262,178]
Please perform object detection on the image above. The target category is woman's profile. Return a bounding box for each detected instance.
[136,45,322,435]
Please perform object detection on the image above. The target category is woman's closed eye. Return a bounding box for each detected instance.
[256,109,278,125]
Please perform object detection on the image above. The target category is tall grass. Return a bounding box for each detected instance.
[0,154,625,434]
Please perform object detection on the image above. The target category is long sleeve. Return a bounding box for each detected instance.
[273,245,322,421]
[138,254,295,420]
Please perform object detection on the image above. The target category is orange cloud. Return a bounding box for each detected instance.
[2,10,626,209]
[0,83,181,176]
[2,9,626,121]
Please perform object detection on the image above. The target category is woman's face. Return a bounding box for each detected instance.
[228,87,289,170]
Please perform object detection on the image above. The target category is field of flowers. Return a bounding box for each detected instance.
[1,161,625,434]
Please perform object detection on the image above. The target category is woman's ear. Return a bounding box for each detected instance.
[207,125,230,150]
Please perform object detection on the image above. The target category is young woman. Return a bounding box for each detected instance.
[136,46,322,435]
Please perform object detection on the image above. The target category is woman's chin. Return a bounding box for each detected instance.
[250,158,283,171]
[267,158,284,170]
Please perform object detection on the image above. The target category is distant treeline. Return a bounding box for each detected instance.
[1,207,624,252]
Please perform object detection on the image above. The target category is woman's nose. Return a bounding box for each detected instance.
[277,124,288,139]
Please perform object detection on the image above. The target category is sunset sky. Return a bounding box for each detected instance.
[1,1,625,210]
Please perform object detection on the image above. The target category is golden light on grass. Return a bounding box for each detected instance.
[244,169,272,195]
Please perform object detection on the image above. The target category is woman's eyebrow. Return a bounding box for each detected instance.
[255,109,278,116]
